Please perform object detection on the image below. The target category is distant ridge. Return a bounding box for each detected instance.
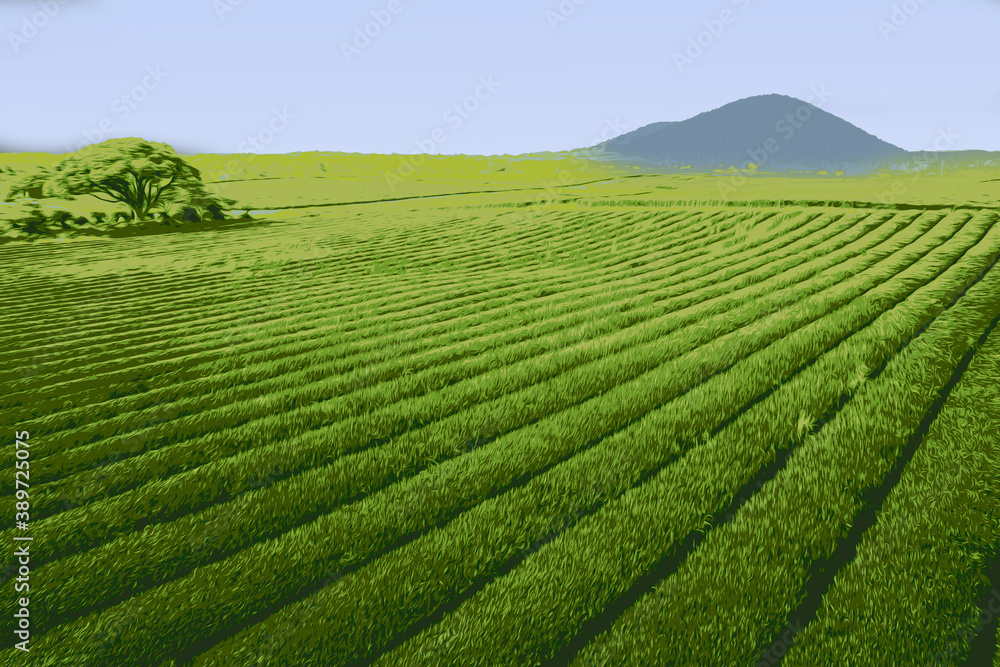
[587,94,908,172]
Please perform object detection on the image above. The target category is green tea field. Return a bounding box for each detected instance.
[2,185,999,665]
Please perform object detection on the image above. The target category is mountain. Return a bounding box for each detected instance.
[587,94,908,172]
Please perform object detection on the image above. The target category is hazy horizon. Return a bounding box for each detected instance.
[3,0,998,156]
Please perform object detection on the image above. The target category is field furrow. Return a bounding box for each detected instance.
[571,216,1000,667]
[18,212,859,483]
[2,209,729,412]
[0,207,938,562]
[781,323,1000,667]
[4,192,996,667]
[10,211,825,452]
[7,210,981,665]
[192,214,999,667]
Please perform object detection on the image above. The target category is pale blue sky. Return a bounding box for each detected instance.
[2,0,997,156]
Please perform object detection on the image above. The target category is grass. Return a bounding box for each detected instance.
[1,155,997,666]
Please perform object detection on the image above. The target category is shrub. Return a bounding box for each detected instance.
[4,170,49,201]
[18,204,49,234]
[153,211,178,225]
[206,204,226,220]
[49,211,73,229]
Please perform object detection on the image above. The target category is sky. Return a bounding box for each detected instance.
[1,0,998,156]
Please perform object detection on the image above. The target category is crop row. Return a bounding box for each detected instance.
[782,321,1000,666]
[25,293,656,509]
[0,205,584,326]
[6,208,930,549]
[0,207,644,354]
[573,212,1000,666]
[1,209,720,414]
[8,210,804,418]
[7,209,977,663]
[2,216,669,423]
[21,211,847,486]
[198,212,999,667]
[9,209,746,441]
[12,211,838,481]
[0,207,613,378]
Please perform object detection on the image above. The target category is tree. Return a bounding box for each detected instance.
[49,138,232,222]
[3,168,50,201]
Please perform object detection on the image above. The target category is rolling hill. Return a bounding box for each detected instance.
[589,93,909,172]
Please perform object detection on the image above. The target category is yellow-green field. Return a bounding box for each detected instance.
[1,158,999,666]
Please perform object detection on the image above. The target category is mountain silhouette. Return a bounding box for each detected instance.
[591,94,908,171]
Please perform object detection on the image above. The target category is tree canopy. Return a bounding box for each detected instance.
[2,169,50,201]
[48,138,232,221]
